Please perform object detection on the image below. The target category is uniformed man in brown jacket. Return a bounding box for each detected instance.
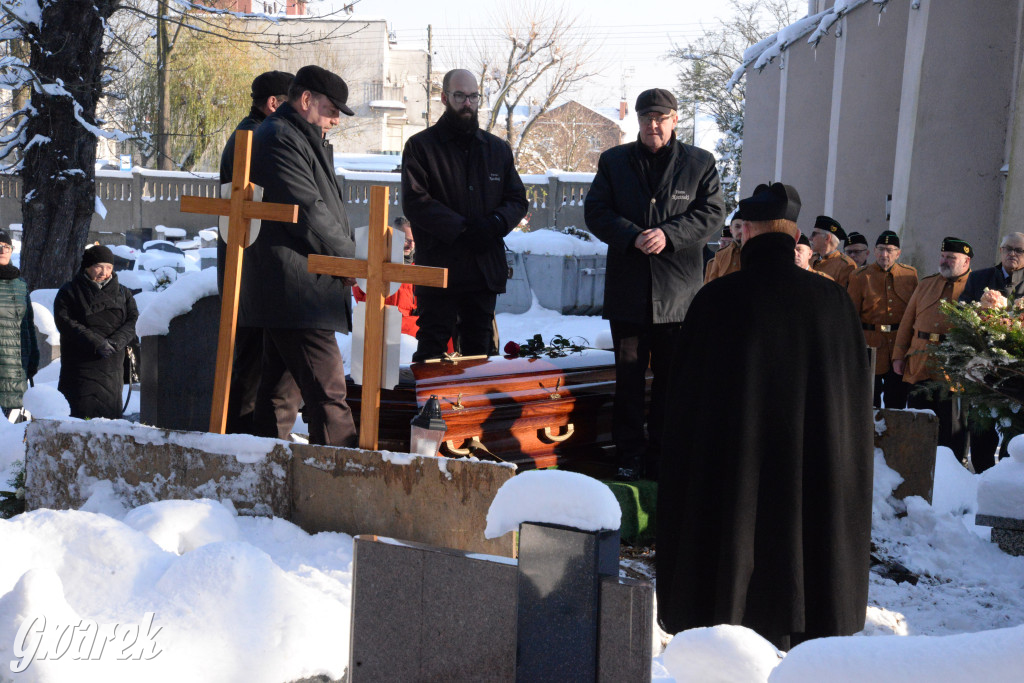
[704,212,743,284]
[848,230,918,408]
[893,237,973,460]
[810,215,857,286]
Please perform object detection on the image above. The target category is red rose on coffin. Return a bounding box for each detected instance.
[503,341,521,357]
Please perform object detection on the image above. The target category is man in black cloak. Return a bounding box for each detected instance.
[655,182,874,650]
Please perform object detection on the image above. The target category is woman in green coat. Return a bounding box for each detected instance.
[0,230,39,416]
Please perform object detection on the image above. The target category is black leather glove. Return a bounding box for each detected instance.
[461,217,500,254]
[97,341,116,359]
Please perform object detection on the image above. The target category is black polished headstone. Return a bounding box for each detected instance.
[140,294,218,431]
[515,522,620,682]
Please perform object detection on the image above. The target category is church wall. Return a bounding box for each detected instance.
[740,60,781,198]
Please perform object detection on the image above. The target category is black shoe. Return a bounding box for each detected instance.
[615,466,640,482]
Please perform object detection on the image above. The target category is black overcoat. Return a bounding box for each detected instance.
[216,107,266,297]
[959,264,1024,303]
[240,102,354,331]
[54,273,139,419]
[656,232,874,647]
[400,113,528,293]
[584,137,725,324]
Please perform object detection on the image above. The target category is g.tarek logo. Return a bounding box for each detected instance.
[10,613,163,673]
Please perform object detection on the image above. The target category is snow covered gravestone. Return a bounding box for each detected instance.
[975,434,1024,556]
[347,470,653,682]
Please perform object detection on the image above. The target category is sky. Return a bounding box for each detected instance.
[311,0,758,150]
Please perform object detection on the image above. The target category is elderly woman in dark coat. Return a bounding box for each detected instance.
[0,230,39,416]
[54,245,139,419]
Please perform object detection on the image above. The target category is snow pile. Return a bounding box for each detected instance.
[662,625,783,683]
[21,385,70,419]
[769,624,1024,682]
[108,244,139,262]
[153,226,186,239]
[976,435,1024,519]
[496,297,613,351]
[0,502,353,682]
[136,269,217,336]
[930,446,978,517]
[484,470,621,538]
[31,302,58,346]
[504,229,607,256]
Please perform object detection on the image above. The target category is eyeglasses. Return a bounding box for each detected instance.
[1002,246,1024,256]
[0,245,11,254]
[639,114,673,126]
[447,91,480,104]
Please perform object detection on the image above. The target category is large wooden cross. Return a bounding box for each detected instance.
[179,129,299,434]
[309,185,448,450]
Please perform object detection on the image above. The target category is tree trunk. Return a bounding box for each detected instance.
[19,0,120,291]
[156,0,172,170]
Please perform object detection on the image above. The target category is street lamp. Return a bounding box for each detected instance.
[410,395,447,457]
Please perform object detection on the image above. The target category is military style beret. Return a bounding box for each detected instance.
[814,215,846,242]
[737,182,801,222]
[251,71,294,101]
[876,230,901,248]
[942,236,973,258]
[293,65,355,116]
[798,233,810,247]
[730,208,744,222]
[636,88,677,115]
[846,232,868,247]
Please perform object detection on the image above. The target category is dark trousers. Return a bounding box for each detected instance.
[414,287,497,362]
[253,328,357,447]
[874,370,910,410]
[907,386,968,462]
[967,422,1009,474]
[609,320,682,480]
[225,326,273,435]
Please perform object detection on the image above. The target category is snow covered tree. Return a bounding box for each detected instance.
[669,0,801,212]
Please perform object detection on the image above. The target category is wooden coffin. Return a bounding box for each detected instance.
[346,350,646,470]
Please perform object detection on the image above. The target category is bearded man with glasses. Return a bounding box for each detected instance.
[585,88,726,481]
[401,69,528,362]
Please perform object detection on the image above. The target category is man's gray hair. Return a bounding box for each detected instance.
[999,232,1024,247]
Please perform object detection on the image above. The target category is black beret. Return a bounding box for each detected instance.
[293,65,354,116]
[636,88,677,115]
[0,230,10,246]
[82,245,115,269]
[846,232,868,247]
[876,230,900,248]
[737,182,801,222]
[730,209,743,223]
[814,215,846,242]
[251,70,294,101]
[942,236,973,258]
[798,233,810,247]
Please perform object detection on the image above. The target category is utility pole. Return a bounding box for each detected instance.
[425,24,433,127]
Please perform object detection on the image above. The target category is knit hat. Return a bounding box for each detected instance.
[941,237,973,258]
[82,245,115,269]
[814,215,846,242]
[876,230,900,248]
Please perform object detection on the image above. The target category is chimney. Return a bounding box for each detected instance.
[287,0,306,15]
[619,100,628,121]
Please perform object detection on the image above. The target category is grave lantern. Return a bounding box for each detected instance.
[410,395,447,457]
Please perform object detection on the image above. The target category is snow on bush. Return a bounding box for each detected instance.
[662,624,783,683]
[484,469,621,538]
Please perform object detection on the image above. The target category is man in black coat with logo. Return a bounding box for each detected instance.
[656,183,873,650]
[401,69,528,362]
[958,231,1024,472]
[584,88,726,480]
[240,65,357,447]
[217,70,292,435]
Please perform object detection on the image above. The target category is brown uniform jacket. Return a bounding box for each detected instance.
[848,262,919,374]
[813,251,857,287]
[704,241,742,284]
[893,270,970,385]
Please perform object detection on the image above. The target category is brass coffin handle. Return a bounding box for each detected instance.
[541,423,575,443]
[445,436,486,456]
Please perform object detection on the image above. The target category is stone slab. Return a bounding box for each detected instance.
[990,528,1024,557]
[975,514,1024,531]
[598,575,653,683]
[348,535,517,682]
[875,408,938,503]
[290,445,516,557]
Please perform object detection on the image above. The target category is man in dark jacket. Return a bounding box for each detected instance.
[401,69,528,361]
[656,183,873,650]
[584,87,725,480]
[958,231,1024,472]
[240,65,357,447]
[217,70,293,435]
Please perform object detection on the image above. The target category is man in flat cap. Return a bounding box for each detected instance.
[847,230,918,409]
[893,237,974,460]
[957,231,1024,472]
[657,182,872,650]
[704,210,743,284]
[810,215,857,286]
[241,65,358,446]
[216,69,293,435]
[401,69,528,361]
[585,87,725,481]
[844,232,870,268]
